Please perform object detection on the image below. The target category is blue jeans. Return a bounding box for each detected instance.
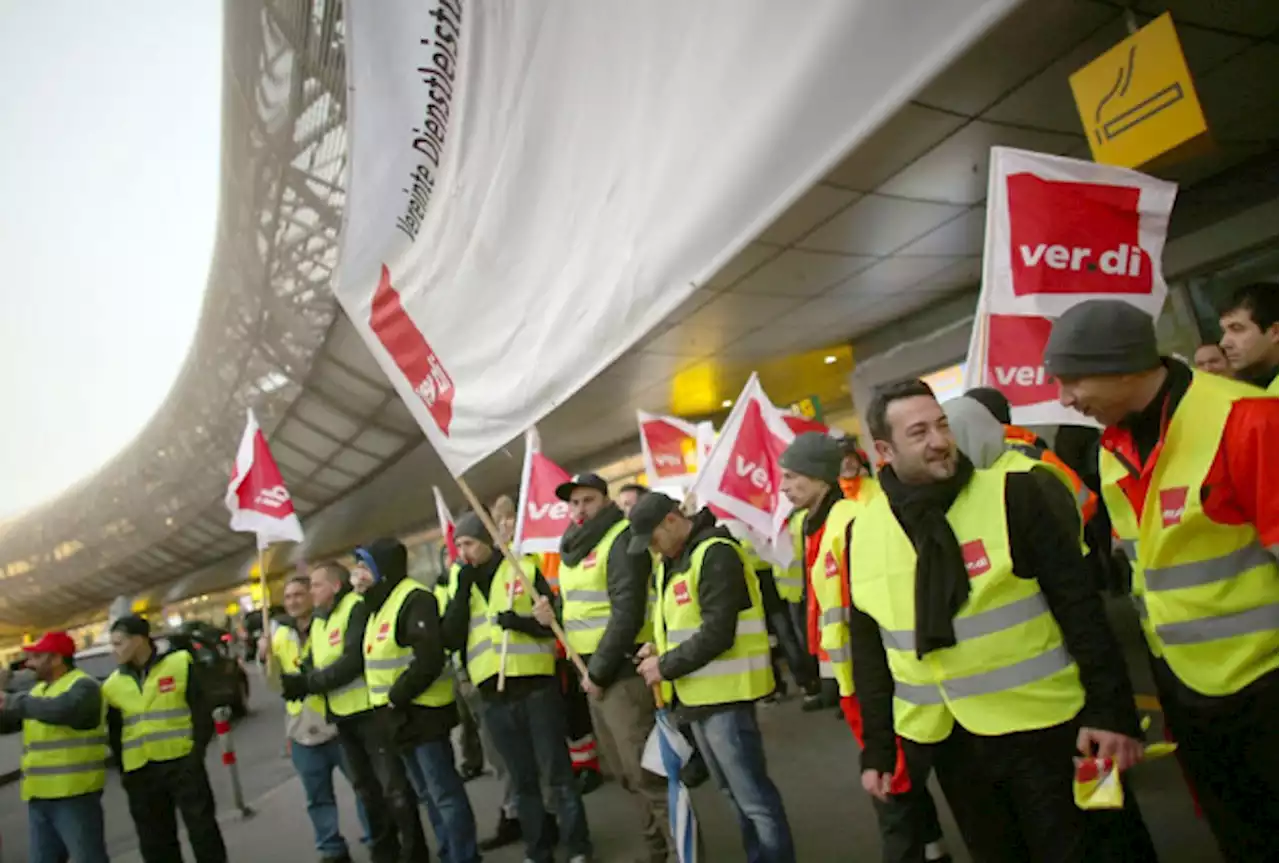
[292,737,364,858]
[28,791,109,863]
[402,739,480,863]
[484,679,592,862]
[691,704,795,863]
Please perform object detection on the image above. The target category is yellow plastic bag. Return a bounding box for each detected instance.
[1073,738,1178,810]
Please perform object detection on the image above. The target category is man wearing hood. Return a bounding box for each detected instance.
[536,473,672,862]
[282,561,423,863]
[848,379,1154,862]
[357,538,479,863]
[631,494,795,863]
[440,512,593,863]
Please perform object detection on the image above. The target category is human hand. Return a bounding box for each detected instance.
[637,655,663,687]
[532,595,555,627]
[494,611,523,632]
[861,769,892,801]
[280,673,309,702]
[257,636,271,659]
[581,676,604,700]
[634,642,656,661]
[1077,726,1144,773]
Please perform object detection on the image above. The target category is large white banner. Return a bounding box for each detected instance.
[339,0,1019,475]
[963,147,1177,425]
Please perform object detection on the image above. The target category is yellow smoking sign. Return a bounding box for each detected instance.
[1069,12,1207,169]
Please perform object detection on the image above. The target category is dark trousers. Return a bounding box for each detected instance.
[905,720,1157,863]
[338,713,429,863]
[1155,665,1279,862]
[454,674,485,774]
[871,786,944,863]
[122,755,227,863]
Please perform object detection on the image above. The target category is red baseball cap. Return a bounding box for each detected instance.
[23,632,76,658]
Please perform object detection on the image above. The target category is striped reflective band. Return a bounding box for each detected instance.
[818,661,834,678]
[1155,604,1279,646]
[466,639,494,664]
[24,735,108,753]
[329,676,368,696]
[565,616,611,632]
[505,642,556,655]
[121,727,192,750]
[825,645,851,663]
[880,593,1050,654]
[666,619,767,644]
[1144,544,1275,593]
[563,589,609,603]
[121,708,190,727]
[894,646,1073,706]
[821,607,849,627]
[469,615,487,629]
[684,653,772,680]
[775,574,804,588]
[1075,485,1091,507]
[370,684,392,696]
[24,761,107,777]
[365,655,412,671]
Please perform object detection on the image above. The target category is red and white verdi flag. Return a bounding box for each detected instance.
[433,486,458,565]
[689,375,797,548]
[638,412,700,487]
[513,428,574,555]
[336,0,1021,476]
[225,410,304,550]
[963,147,1177,425]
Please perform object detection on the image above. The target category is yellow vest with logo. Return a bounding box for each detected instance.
[102,651,195,772]
[464,559,558,686]
[654,537,775,706]
[272,623,327,718]
[811,500,862,696]
[308,592,372,717]
[560,520,650,656]
[772,510,806,603]
[1100,371,1278,697]
[364,579,455,708]
[21,669,108,801]
[849,469,1085,743]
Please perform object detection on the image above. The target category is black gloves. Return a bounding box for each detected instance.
[280,673,309,702]
[494,610,523,632]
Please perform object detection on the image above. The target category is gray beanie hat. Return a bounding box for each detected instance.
[779,431,842,484]
[454,511,493,546]
[1044,299,1160,378]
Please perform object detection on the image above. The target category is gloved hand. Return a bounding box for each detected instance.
[494,610,525,632]
[280,673,309,702]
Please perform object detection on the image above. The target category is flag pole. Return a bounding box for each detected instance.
[456,476,590,681]
[257,547,273,681]
[496,568,517,692]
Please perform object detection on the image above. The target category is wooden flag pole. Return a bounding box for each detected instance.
[496,563,518,692]
[456,477,590,681]
[257,548,273,679]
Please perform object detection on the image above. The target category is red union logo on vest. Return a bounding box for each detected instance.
[1007,174,1152,297]
[985,314,1057,407]
[376,621,391,642]
[1160,487,1188,527]
[960,540,991,578]
[507,579,525,597]
[824,550,839,579]
[673,580,691,606]
[328,628,342,646]
[157,676,176,693]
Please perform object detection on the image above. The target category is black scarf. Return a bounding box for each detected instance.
[559,503,625,566]
[879,455,975,659]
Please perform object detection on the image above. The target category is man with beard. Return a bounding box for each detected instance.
[533,473,673,862]
[848,379,1155,862]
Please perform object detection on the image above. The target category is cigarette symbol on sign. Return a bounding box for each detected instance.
[1092,45,1185,145]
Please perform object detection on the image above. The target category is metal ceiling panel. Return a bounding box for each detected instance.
[757,183,862,245]
[731,249,876,297]
[823,104,969,192]
[796,195,968,256]
[895,207,987,257]
[704,242,782,289]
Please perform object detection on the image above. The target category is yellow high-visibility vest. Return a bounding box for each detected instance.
[811,499,861,697]
[560,520,638,656]
[463,559,557,686]
[991,450,1088,553]
[364,579,454,708]
[21,669,107,801]
[102,652,195,772]
[773,510,806,603]
[849,469,1085,743]
[272,623,327,718]
[308,592,372,717]
[1101,371,1278,697]
[653,537,774,706]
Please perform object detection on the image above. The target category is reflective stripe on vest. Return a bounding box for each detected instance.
[102,652,195,772]
[849,469,1085,744]
[21,669,108,801]
[1100,370,1278,697]
[364,578,454,708]
[559,520,633,655]
[811,499,861,697]
[464,559,557,686]
[653,536,775,707]
[273,624,326,718]
[308,592,371,717]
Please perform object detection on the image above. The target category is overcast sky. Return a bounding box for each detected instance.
[0,2,222,519]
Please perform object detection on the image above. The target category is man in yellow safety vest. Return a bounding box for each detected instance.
[104,615,227,863]
[630,492,795,863]
[0,631,109,863]
[1046,299,1278,861]
[847,379,1155,862]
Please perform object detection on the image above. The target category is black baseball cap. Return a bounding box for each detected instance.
[555,472,609,502]
[626,492,680,553]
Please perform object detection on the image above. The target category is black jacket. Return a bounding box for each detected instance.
[560,503,654,688]
[0,668,103,734]
[105,643,215,767]
[657,508,758,719]
[298,584,373,727]
[360,538,457,749]
[850,470,1142,773]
